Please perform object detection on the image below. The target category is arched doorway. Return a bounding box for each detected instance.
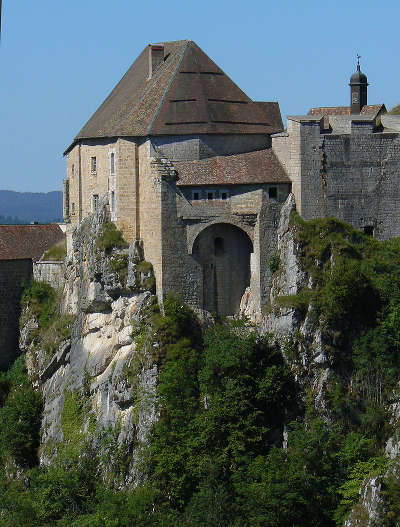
[192,223,253,315]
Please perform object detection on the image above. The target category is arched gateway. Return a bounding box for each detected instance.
[192,223,253,316]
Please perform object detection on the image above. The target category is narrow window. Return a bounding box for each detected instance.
[192,190,201,201]
[220,189,229,200]
[91,156,97,175]
[92,194,99,212]
[71,164,75,176]
[363,225,374,236]
[110,152,115,175]
[268,186,278,199]
[214,237,224,256]
[72,202,75,214]
[207,190,216,200]
[110,191,115,212]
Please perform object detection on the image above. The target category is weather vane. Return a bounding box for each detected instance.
[357,54,361,69]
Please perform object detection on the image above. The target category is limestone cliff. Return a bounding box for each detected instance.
[20,201,158,486]
[260,194,400,527]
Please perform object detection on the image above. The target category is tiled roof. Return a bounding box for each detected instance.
[308,104,385,118]
[175,149,290,186]
[0,224,65,261]
[65,40,283,153]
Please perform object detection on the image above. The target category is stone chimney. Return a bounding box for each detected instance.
[148,44,164,79]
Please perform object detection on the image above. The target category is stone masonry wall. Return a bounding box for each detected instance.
[0,259,32,370]
[33,261,65,290]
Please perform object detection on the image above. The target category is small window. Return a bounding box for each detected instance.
[220,189,229,200]
[71,164,74,176]
[268,187,278,199]
[110,191,115,212]
[91,156,97,174]
[363,225,374,236]
[192,190,201,201]
[207,190,216,200]
[92,194,99,212]
[110,152,115,175]
[72,202,75,214]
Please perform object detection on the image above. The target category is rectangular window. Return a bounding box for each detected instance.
[72,202,75,214]
[207,190,216,200]
[92,194,99,212]
[71,164,74,176]
[91,156,97,175]
[191,189,201,201]
[268,186,278,199]
[220,189,229,200]
[110,191,115,212]
[110,152,115,175]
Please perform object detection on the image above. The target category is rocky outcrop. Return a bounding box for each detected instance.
[20,201,158,486]
[261,194,333,417]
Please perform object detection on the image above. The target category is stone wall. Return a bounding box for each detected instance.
[33,261,65,290]
[0,259,32,370]
[273,118,400,240]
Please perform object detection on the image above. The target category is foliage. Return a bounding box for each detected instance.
[21,280,57,328]
[96,222,128,252]
[42,239,67,261]
[268,251,280,273]
[0,355,42,468]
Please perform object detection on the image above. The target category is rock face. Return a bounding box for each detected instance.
[20,201,158,486]
[261,194,333,417]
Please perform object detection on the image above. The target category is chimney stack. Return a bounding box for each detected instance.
[148,44,164,79]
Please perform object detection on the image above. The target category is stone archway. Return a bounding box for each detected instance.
[192,223,253,316]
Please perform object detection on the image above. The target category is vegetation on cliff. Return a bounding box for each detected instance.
[2,217,400,525]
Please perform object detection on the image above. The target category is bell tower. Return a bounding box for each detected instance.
[349,55,368,114]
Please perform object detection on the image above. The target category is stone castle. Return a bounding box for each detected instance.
[62,40,400,317]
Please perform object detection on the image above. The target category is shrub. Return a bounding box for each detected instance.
[96,222,128,252]
[268,252,280,273]
[42,239,67,261]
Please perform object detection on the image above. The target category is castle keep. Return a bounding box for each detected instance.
[63,41,400,316]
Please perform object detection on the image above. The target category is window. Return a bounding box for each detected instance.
[91,156,97,175]
[207,190,216,200]
[71,164,74,177]
[363,225,374,236]
[92,194,99,212]
[220,189,229,200]
[110,191,115,212]
[268,186,278,199]
[191,190,201,201]
[72,202,75,214]
[110,152,115,175]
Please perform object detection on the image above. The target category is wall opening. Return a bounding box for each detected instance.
[363,225,374,236]
[192,223,253,315]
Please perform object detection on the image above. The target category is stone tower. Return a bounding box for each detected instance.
[350,56,368,113]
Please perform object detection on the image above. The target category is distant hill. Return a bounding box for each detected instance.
[0,190,62,224]
[389,104,400,115]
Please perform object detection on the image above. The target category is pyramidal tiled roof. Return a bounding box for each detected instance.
[65,40,282,153]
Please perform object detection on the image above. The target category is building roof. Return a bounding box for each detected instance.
[0,224,65,261]
[308,104,385,118]
[65,40,283,153]
[175,149,290,186]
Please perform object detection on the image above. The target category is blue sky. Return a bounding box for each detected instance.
[0,0,399,192]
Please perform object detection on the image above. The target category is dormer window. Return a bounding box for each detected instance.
[110,152,115,175]
[91,156,97,175]
[220,189,229,200]
[207,190,216,200]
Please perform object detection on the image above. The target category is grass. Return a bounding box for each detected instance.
[96,222,128,252]
[42,239,67,261]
